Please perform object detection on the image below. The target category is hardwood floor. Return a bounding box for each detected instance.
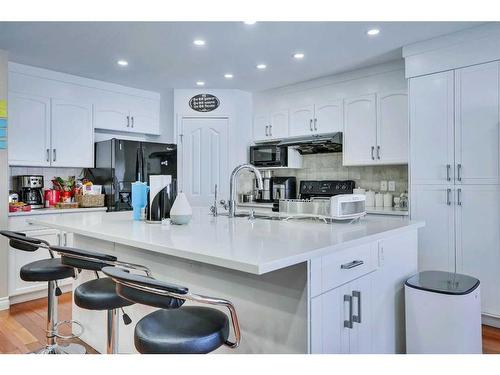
[0,293,97,354]
[1,292,500,354]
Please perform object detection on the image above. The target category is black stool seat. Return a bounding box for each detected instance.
[74,278,134,310]
[20,258,74,282]
[134,306,230,354]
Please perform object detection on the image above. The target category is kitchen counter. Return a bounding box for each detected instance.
[28,209,422,274]
[9,206,107,217]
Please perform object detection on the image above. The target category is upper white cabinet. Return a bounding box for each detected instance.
[253,109,289,142]
[8,92,51,166]
[343,92,408,166]
[289,100,343,137]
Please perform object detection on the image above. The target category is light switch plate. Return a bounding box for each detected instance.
[388,181,396,192]
[380,180,388,191]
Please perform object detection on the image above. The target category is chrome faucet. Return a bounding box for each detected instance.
[228,164,263,218]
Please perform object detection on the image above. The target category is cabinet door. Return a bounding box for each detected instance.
[253,114,270,141]
[129,97,160,135]
[455,62,500,185]
[410,184,455,272]
[377,91,408,164]
[314,99,343,134]
[289,105,314,137]
[269,110,289,139]
[343,94,377,165]
[409,71,455,184]
[8,92,51,166]
[93,93,129,132]
[456,185,500,317]
[51,99,94,168]
[349,274,373,354]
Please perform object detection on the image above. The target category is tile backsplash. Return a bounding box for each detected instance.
[8,167,85,192]
[239,153,408,196]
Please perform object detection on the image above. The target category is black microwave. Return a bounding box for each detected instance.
[249,144,288,167]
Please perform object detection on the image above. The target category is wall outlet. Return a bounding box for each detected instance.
[380,180,388,191]
[388,181,396,192]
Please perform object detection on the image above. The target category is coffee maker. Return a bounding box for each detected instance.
[17,175,44,209]
[254,170,273,203]
[272,176,297,201]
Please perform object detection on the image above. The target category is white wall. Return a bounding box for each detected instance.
[0,49,8,304]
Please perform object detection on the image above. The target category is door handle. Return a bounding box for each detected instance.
[352,290,362,323]
[309,119,313,131]
[265,125,269,137]
[53,149,56,162]
[457,164,462,182]
[371,146,375,160]
[344,294,353,329]
[377,145,381,160]
[314,118,318,131]
[446,188,452,206]
[457,188,462,206]
[126,116,130,127]
[131,116,134,128]
[63,232,68,246]
[341,260,364,269]
[46,149,50,162]
[446,164,451,181]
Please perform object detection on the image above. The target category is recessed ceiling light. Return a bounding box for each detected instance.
[196,81,205,86]
[224,73,234,79]
[243,21,257,25]
[367,28,380,36]
[117,60,128,66]
[293,52,305,59]
[193,39,206,46]
[256,64,267,70]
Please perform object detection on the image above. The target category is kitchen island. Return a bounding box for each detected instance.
[29,209,424,354]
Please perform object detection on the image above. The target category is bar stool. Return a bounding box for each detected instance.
[0,230,85,354]
[50,245,151,354]
[102,266,241,354]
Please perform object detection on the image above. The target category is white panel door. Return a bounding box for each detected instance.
[180,117,229,206]
[8,92,51,166]
[456,185,500,317]
[314,99,343,134]
[455,62,500,185]
[343,94,377,165]
[409,71,455,184]
[129,97,160,135]
[51,99,93,168]
[411,184,455,272]
[269,109,289,140]
[377,91,408,164]
[289,105,314,137]
[253,114,270,141]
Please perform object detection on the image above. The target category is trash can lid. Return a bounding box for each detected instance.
[405,271,480,295]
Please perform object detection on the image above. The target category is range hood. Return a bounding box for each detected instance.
[278,132,342,155]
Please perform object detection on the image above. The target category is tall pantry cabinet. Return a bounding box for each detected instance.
[409,61,500,319]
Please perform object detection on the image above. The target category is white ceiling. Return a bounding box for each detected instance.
[0,22,484,92]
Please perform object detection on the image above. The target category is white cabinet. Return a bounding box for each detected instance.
[253,109,289,141]
[290,105,314,136]
[51,99,93,167]
[344,92,408,166]
[343,94,377,165]
[289,100,343,137]
[8,92,51,166]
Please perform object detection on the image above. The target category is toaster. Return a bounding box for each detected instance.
[329,194,366,220]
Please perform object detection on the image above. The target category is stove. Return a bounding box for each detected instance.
[299,180,355,199]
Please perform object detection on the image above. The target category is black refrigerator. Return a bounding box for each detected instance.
[84,139,177,211]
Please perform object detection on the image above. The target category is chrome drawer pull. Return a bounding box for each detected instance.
[446,164,451,181]
[353,290,362,323]
[344,294,353,329]
[340,260,364,270]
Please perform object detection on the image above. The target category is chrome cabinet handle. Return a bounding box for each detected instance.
[309,119,313,131]
[314,118,318,131]
[341,260,364,269]
[265,125,269,136]
[131,116,134,128]
[446,188,452,206]
[457,188,462,206]
[377,145,381,160]
[446,164,451,181]
[46,149,50,162]
[53,149,56,162]
[371,146,375,160]
[457,164,462,182]
[344,294,353,329]
[57,233,61,246]
[63,232,68,246]
[353,290,362,323]
[269,125,272,136]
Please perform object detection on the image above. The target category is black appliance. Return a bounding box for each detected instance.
[16,175,44,209]
[249,144,288,167]
[278,133,342,154]
[271,176,297,212]
[84,139,177,212]
[299,180,355,199]
[146,175,176,223]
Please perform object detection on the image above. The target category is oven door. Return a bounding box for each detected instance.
[250,145,286,167]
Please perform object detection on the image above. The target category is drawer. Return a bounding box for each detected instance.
[310,242,377,297]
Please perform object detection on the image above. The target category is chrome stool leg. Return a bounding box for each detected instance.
[106,308,119,354]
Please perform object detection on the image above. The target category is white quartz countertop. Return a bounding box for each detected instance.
[28,208,423,275]
[9,206,107,217]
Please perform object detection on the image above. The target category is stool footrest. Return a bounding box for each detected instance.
[54,320,84,340]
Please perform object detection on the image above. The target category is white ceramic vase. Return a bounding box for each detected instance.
[170,192,192,225]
